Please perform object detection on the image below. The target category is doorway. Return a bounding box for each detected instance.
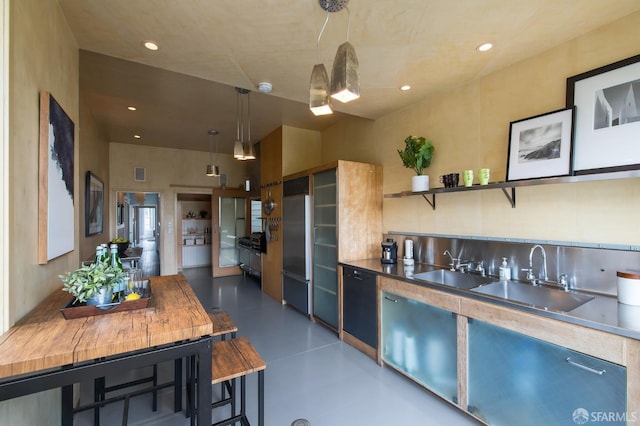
[116,192,161,277]
[134,206,157,243]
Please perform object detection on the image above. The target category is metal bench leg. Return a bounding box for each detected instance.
[173,358,183,412]
[258,370,265,426]
[122,395,130,426]
[94,376,105,426]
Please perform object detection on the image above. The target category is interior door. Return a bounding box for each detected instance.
[212,189,250,277]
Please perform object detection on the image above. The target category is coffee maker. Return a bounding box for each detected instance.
[381,238,398,264]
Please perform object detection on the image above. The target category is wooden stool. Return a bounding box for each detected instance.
[211,337,266,426]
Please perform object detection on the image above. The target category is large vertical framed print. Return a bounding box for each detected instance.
[38,91,75,264]
[566,54,640,174]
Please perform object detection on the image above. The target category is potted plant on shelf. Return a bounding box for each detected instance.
[59,261,128,306]
[397,135,435,192]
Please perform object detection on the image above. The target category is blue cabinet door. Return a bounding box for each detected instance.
[468,319,627,426]
[381,291,458,402]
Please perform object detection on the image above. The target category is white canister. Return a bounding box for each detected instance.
[404,239,414,259]
[617,271,640,306]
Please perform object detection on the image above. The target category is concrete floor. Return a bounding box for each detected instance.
[74,268,481,425]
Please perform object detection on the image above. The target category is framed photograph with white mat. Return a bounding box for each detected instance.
[566,54,640,175]
[506,107,574,181]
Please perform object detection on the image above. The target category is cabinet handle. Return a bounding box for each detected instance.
[384,296,398,303]
[565,357,606,375]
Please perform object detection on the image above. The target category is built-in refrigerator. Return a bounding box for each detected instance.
[282,177,312,316]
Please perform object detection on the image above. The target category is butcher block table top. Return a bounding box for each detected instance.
[0,274,213,379]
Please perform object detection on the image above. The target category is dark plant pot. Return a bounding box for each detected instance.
[116,241,130,257]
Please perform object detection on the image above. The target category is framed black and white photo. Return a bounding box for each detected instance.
[566,54,640,174]
[507,108,573,181]
[507,107,574,181]
[85,171,104,237]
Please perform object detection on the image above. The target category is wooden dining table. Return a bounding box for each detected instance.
[0,274,213,425]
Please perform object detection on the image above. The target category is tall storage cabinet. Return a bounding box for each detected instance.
[312,169,338,328]
[309,161,383,331]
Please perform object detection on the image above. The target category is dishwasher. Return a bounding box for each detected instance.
[343,267,377,349]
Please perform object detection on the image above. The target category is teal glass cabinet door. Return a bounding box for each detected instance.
[468,319,627,426]
[312,169,338,329]
[381,291,458,402]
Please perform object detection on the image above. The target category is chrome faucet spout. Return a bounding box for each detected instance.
[528,244,548,285]
[443,250,458,271]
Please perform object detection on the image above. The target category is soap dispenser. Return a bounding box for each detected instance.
[499,257,511,281]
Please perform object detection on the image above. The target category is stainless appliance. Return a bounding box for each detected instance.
[381,238,398,264]
[282,177,312,315]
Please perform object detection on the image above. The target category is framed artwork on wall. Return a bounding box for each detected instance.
[85,171,104,237]
[566,54,640,174]
[506,107,574,181]
[38,91,75,264]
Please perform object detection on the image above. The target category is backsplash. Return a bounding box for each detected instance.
[385,232,640,297]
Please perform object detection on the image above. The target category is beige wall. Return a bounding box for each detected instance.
[282,125,322,175]
[2,0,78,424]
[109,142,250,274]
[78,95,111,261]
[322,11,640,247]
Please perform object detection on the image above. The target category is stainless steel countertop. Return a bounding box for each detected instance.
[341,258,640,341]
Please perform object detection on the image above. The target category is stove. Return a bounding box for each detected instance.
[238,232,266,253]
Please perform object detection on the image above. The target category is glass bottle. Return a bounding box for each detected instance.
[100,243,109,264]
[110,243,124,300]
[95,245,103,264]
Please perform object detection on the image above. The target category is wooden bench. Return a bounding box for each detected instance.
[211,337,266,426]
[210,311,238,340]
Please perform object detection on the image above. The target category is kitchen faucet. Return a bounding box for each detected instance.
[443,250,459,271]
[522,244,548,286]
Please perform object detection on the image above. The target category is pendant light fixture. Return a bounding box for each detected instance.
[233,88,245,160]
[329,3,359,103]
[205,129,220,176]
[309,0,359,116]
[309,12,333,116]
[233,87,255,161]
[243,89,256,159]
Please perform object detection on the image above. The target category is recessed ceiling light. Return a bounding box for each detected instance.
[400,85,411,91]
[477,42,493,52]
[143,40,159,51]
[133,134,141,139]
[127,106,137,111]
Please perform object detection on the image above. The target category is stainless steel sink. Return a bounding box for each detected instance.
[472,281,594,312]
[412,269,498,289]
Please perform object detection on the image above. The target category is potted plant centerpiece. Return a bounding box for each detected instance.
[397,135,435,192]
[59,261,128,307]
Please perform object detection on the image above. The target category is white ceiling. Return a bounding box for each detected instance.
[60,0,640,154]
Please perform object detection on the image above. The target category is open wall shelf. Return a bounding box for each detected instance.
[384,169,640,210]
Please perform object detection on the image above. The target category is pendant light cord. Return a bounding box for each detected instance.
[236,90,241,142]
[317,12,329,63]
[247,91,251,142]
[345,6,350,42]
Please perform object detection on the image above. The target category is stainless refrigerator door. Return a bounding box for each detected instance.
[282,194,311,315]
[282,195,311,280]
[282,270,311,315]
